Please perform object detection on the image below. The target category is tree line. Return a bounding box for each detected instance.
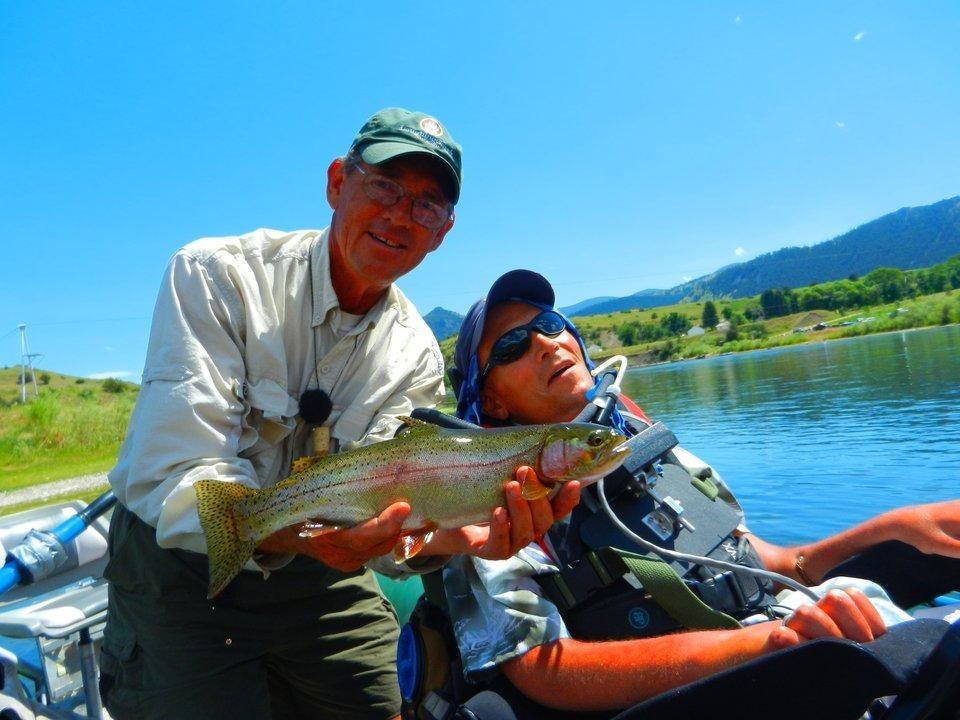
[583,255,960,350]
[756,255,960,319]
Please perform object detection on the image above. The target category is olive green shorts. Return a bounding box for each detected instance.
[100,505,401,720]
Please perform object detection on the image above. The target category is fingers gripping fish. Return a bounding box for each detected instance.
[194,417,629,598]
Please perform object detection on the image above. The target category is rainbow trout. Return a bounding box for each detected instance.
[195,417,628,598]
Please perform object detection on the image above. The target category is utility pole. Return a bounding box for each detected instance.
[18,323,41,402]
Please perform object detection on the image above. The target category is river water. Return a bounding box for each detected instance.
[620,326,960,546]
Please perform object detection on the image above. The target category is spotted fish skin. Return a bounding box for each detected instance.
[195,419,629,598]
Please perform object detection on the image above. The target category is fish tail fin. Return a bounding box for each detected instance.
[194,480,261,599]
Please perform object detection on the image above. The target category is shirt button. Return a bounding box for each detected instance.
[320,365,331,374]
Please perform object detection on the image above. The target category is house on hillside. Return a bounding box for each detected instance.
[686,326,705,337]
[715,320,730,333]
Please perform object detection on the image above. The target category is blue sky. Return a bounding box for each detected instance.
[2,2,958,380]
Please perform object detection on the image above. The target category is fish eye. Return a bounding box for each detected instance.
[587,430,605,447]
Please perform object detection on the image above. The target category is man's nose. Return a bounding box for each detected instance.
[381,195,416,229]
[532,330,561,357]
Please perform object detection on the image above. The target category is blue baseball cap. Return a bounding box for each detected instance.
[453,269,555,383]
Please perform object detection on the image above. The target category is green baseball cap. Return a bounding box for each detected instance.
[349,107,462,203]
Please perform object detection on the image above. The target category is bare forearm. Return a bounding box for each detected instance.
[503,624,774,712]
[745,511,901,585]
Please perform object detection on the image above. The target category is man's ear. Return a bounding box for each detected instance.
[326,158,345,210]
[428,210,455,252]
[480,382,509,421]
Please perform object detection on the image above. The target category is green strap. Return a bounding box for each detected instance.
[598,549,740,630]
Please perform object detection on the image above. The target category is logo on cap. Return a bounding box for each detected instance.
[419,117,444,138]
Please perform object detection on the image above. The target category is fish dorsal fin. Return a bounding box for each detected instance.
[276,459,324,490]
[275,474,305,490]
[396,415,440,437]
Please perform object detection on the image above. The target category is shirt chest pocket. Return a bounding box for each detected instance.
[236,376,299,457]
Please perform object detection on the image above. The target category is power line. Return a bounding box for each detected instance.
[18,324,41,403]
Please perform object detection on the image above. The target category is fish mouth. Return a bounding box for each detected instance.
[601,440,632,469]
[576,440,632,486]
[369,231,407,250]
[611,440,631,457]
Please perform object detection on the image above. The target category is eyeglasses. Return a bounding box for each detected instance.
[480,310,567,381]
[354,165,452,230]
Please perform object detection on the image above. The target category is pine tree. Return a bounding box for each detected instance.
[701,301,719,329]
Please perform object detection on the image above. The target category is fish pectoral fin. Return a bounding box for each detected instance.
[520,473,552,501]
[298,521,343,538]
[393,524,438,564]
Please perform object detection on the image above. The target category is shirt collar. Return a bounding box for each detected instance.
[310,228,401,334]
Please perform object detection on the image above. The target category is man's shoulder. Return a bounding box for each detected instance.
[386,285,442,354]
[178,228,324,268]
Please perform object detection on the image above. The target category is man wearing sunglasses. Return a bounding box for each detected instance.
[427,269,960,719]
[101,111,572,720]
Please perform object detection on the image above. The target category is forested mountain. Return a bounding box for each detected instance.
[424,307,464,341]
[572,196,960,316]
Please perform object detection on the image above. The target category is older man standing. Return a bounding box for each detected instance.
[100,111,573,720]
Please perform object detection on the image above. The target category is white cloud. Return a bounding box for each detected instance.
[734,247,746,257]
[854,30,867,41]
[104,345,115,352]
[682,276,693,282]
[734,15,742,25]
[835,121,846,128]
[88,370,135,380]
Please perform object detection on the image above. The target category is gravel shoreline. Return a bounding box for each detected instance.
[0,473,109,508]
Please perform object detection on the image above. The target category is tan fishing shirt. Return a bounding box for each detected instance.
[109,228,445,568]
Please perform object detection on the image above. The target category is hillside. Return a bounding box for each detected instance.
[424,306,464,341]
[558,295,618,316]
[574,195,960,316]
[0,367,137,490]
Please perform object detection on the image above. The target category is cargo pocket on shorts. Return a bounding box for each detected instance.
[99,626,140,714]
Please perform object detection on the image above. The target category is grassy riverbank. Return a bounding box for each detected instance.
[587,290,960,366]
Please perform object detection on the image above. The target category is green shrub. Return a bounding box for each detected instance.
[39,372,51,385]
[75,378,86,384]
[102,378,125,393]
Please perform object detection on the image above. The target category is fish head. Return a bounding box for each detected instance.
[536,423,630,486]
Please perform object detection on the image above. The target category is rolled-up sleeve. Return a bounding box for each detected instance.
[109,250,264,555]
[443,549,570,679]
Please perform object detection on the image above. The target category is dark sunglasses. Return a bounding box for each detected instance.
[480,310,567,381]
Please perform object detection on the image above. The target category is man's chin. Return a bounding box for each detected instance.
[554,386,593,422]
